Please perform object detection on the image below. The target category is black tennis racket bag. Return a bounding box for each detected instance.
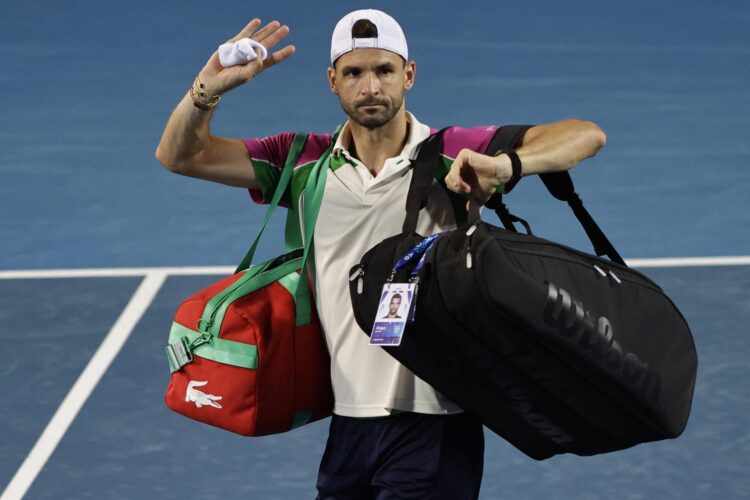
[349,126,697,460]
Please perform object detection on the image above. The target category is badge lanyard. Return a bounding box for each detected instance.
[371,232,448,346]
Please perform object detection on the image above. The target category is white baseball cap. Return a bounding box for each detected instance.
[330,9,408,65]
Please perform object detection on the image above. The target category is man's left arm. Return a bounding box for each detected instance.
[445,119,607,203]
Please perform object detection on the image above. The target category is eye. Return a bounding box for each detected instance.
[344,68,361,77]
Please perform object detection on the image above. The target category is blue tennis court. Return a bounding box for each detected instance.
[2,0,748,498]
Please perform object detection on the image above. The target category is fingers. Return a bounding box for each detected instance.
[227,20,294,72]
[445,149,499,204]
[262,44,296,70]
[257,23,289,50]
[229,18,262,43]
[229,19,286,46]
[252,20,282,43]
[445,149,474,194]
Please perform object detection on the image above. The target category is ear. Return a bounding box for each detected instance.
[327,67,338,95]
[404,60,416,91]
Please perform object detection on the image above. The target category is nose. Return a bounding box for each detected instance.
[361,72,381,96]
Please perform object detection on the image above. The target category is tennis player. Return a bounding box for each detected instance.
[156,10,606,499]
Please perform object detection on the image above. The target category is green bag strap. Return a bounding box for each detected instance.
[205,255,305,337]
[235,133,309,274]
[291,125,343,307]
[284,209,302,251]
[167,127,342,373]
[236,125,341,323]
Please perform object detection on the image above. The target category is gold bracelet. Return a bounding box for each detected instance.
[190,77,221,111]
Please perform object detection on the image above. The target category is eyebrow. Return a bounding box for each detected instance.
[377,62,397,71]
[340,61,397,74]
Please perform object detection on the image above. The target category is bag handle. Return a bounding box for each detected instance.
[235,126,341,324]
[293,130,339,312]
[539,172,625,265]
[226,128,338,326]
[403,124,626,266]
[484,126,625,266]
[483,125,535,233]
[403,126,527,234]
[235,133,309,273]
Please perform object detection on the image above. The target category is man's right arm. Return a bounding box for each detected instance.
[155,19,295,189]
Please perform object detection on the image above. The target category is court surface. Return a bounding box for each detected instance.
[1,0,748,498]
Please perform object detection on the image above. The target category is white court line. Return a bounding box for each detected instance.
[626,256,750,267]
[1,256,750,280]
[0,266,234,279]
[0,272,167,500]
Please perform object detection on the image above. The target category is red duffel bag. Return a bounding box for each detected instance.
[164,133,335,435]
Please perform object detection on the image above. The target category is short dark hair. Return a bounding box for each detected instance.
[352,19,378,38]
[391,293,402,302]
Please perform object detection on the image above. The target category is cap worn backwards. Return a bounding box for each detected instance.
[330,9,408,65]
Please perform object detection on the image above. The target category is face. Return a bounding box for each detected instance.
[328,48,415,130]
[389,296,401,315]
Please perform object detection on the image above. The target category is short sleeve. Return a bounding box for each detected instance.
[440,125,529,195]
[242,132,333,206]
[243,132,297,205]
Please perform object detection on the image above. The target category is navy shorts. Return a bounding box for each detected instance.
[316,411,484,500]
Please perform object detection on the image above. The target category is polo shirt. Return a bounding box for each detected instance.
[243,113,523,417]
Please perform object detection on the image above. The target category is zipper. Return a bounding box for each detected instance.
[465,224,477,269]
[408,275,420,322]
[201,256,297,336]
[199,270,260,334]
[593,263,622,285]
[349,265,365,294]
[492,229,661,291]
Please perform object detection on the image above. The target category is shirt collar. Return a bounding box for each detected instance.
[332,112,430,164]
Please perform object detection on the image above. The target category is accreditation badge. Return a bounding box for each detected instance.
[370,283,416,346]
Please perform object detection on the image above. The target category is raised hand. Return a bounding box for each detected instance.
[196,19,296,98]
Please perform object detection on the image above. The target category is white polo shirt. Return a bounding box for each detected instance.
[312,113,464,417]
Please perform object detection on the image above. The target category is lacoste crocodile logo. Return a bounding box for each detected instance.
[186,380,223,409]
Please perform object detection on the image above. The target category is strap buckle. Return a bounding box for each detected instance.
[165,336,193,373]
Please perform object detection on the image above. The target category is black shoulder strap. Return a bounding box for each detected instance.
[485,125,532,156]
[539,172,625,265]
[403,125,626,266]
[484,126,534,234]
[485,125,625,266]
[402,128,448,233]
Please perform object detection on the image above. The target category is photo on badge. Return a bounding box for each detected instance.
[370,283,414,346]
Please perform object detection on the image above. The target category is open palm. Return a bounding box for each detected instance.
[197,18,296,97]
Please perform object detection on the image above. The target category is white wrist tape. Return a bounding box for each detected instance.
[218,38,268,67]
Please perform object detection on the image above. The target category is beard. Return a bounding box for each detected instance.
[340,93,404,130]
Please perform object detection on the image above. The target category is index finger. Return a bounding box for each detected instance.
[228,18,262,43]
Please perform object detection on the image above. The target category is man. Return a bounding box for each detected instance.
[383,293,402,319]
[156,9,606,499]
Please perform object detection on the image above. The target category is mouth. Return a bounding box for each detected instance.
[357,101,387,109]
[359,104,387,115]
